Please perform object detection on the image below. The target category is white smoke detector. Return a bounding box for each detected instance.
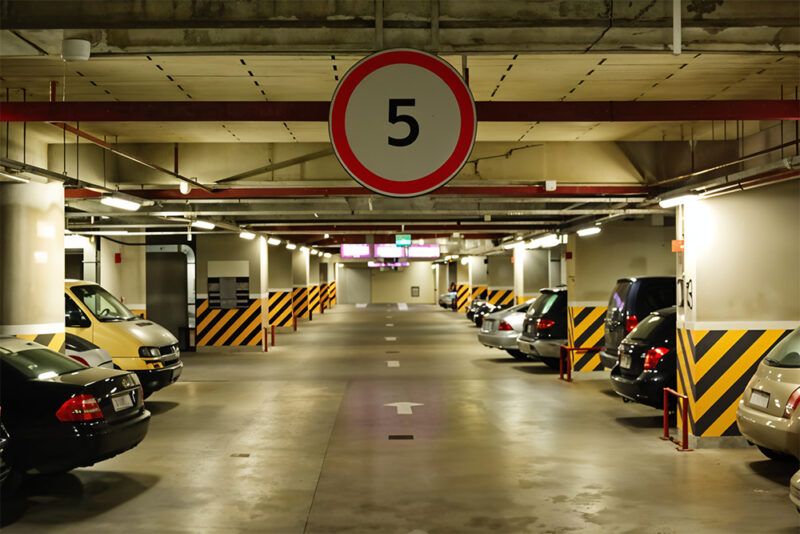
[61,39,91,61]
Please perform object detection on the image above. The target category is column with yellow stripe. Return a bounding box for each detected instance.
[566,303,606,372]
[196,298,263,346]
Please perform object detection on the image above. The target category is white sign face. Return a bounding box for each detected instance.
[329,49,476,198]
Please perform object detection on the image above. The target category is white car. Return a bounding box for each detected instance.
[64,333,114,368]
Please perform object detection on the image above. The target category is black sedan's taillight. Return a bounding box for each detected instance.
[56,394,104,422]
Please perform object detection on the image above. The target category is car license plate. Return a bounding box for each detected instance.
[750,389,770,409]
[112,392,134,412]
[620,354,632,369]
[482,320,493,332]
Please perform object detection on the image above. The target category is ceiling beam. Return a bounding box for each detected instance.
[3,100,798,123]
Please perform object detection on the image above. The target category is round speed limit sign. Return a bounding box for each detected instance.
[329,49,477,197]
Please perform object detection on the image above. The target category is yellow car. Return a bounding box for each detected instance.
[65,280,183,397]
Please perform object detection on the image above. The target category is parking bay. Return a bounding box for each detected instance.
[3,304,797,533]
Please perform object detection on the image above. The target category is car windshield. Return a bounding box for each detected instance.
[764,328,800,368]
[608,281,633,314]
[71,285,136,322]
[527,293,558,317]
[3,348,86,379]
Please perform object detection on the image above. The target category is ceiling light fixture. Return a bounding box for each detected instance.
[286,243,297,250]
[577,227,602,237]
[191,220,215,230]
[324,233,330,239]
[659,194,699,209]
[100,195,142,212]
[0,170,30,183]
[239,231,256,240]
[179,182,190,195]
[300,246,310,252]
[267,237,281,246]
[323,252,332,258]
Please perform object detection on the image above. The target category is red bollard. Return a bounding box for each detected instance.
[558,345,573,382]
[661,387,693,452]
[263,327,268,352]
[293,315,297,331]
[271,324,276,346]
[662,389,670,441]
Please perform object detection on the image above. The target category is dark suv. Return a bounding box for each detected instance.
[598,277,675,369]
[516,287,568,369]
[609,307,676,408]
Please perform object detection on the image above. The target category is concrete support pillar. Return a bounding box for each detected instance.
[436,262,447,300]
[292,248,310,320]
[99,236,147,317]
[467,256,487,303]
[455,260,470,312]
[328,261,337,306]
[566,219,674,372]
[487,254,514,307]
[308,254,321,315]
[267,245,294,327]
[513,247,549,304]
[676,180,800,448]
[0,182,66,352]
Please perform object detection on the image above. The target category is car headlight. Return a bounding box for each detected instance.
[139,346,161,358]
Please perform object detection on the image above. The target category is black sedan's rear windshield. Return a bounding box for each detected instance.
[527,293,559,317]
[3,348,86,379]
[764,329,800,368]
[627,314,672,342]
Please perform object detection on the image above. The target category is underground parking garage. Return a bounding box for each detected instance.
[0,0,799,531]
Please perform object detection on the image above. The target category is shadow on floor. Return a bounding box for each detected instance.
[598,387,620,398]
[512,365,557,375]
[144,401,179,416]
[482,357,519,364]
[615,414,671,429]
[0,470,160,527]
[747,459,797,486]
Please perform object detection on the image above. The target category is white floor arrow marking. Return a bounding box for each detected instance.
[386,360,400,367]
[397,303,408,311]
[386,323,394,327]
[356,303,367,308]
[384,336,397,341]
[384,402,423,415]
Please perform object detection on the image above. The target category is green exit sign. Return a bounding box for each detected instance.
[395,234,412,246]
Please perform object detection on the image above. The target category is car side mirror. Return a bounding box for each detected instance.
[66,309,91,328]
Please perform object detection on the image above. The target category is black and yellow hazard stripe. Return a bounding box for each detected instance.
[18,332,67,353]
[516,295,536,305]
[320,283,329,310]
[309,285,320,313]
[676,327,791,438]
[328,281,336,306]
[456,284,470,312]
[471,285,488,301]
[487,288,514,306]
[268,291,294,327]
[566,306,606,372]
[293,286,309,319]
[196,298,262,347]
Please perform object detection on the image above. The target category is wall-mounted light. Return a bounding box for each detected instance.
[267,237,281,246]
[239,231,256,240]
[286,243,297,250]
[100,195,142,212]
[460,256,469,265]
[659,194,698,208]
[191,220,215,230]
[179,182,190,195]
[324,233,330,239]
[309,249,318,255]
[323,252,332,258]
[577,227,601,237]
[299,246,310,252]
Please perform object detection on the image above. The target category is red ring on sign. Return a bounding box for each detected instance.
[329,50,476,197]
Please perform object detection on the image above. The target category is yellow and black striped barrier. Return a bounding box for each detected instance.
[309,285,320,314]
[268,291,294,327]
[320,283,329,310]
[677,327,792,440]
[487,288,514,307]
[516,295,537,305]
[293,286,310,319]
[196,298,262,347]
[566,306,606,371]
[471,285,488,301]
[456,284,470,312]
[18,332,66,353]
[328,281,336,306]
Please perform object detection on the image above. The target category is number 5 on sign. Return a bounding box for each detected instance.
[329,49,477,198]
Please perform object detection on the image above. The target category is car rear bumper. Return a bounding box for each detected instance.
[516,335,538,356]
[478,331,519,350]
[135,361,183,394]
[532,340,564,360]
[609,367,670,408]
[599,350,619,369]
[736,402,800,458]
[12,409,151,472]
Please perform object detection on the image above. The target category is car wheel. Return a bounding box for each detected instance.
[541,358,561,370]
[757,445,799,464]
[505,349,528,361]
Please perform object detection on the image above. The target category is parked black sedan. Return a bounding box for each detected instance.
[609,307,677,408]
[0,336,151,474]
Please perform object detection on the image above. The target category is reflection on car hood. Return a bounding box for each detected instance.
[110,320,178,347]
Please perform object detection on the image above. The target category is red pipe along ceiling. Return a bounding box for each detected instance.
[3,100,799,122]
[64,185,650,199]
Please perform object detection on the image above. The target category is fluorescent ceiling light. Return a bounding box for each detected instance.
[527,234,561,249]
[503,241,524,250]
[309,249,318,255]
[100,195,142,212]
[85,230,130,236]
[577,227,601,237]
[324,233,330,239]
[659,194,699,208]
[460,257,469,265]
[239,231,256,240]
[323,252,332,258]
[191,220,215,230]
[0,170,30,183]
[286,243,297,250]
[267,237,281,246]
[179,182,190,195]
[299,246,310,252]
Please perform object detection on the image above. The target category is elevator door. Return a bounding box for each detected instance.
[145,252,187,340]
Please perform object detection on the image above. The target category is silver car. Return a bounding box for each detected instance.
[478,302,533,360]
[64,333,114,369]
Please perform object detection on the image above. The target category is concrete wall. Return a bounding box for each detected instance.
[371,262,435,303]
[488,254,514,287]
[309,255,320,284]
[1,123,49,169]
[468,256,487,285]
[99,236,146,309]
[339,264,371,304]
[196,234,260,296]
[681,179,800,325]
[292,249,309,285]
[566,219,675,304]
[268,245,293,290]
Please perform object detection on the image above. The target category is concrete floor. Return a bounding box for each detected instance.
[2,304,799,533]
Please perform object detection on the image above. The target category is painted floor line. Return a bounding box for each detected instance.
[384,337,397,342]
[386,360,400,367]
[356,303,367,308]
[397,303,409,311]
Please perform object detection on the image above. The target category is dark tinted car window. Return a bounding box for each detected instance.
[65,333,98,352]
[764,328,800,368]
[608,281,632,314]
[527,293,558,317]
[2,348,86,379]
[638,283,675,313]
